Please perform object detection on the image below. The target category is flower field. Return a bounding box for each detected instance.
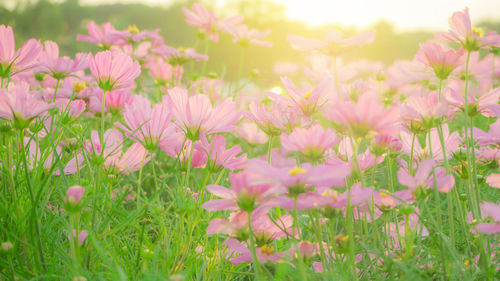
[0,3,499,280]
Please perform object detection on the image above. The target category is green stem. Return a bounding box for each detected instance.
[52,78,61,102]
[267,136,273,164]
[409,133,416,175]
[247,211,262,280]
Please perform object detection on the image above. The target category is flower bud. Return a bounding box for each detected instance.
[65,185,84,212]
[1,241,13,252]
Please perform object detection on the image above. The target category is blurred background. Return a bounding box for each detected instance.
[1,0,499,83]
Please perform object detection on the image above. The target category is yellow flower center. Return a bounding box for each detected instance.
[321,189,338,202]
[260,245,275,256]
[73,81,87,92]
[472,27,483,37]
[303,90,312,100]
[288,166,307,176]
[127,24,140,34]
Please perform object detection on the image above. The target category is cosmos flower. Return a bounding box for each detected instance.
[88,50,141,91]
[0,25,42,79]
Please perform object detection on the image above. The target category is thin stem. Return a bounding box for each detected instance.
[267,136,273,164]
[247,211,262,280]
[52,78,61,102]
[409,133,416,175]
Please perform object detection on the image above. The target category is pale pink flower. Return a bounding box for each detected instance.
[38,41,88,79]
[65,185,84,204]
[245,100,301,136]
[445,87,500,118]
[153,45,208,65]
[226,24,272,48]
[235,121,268,144]
[115,95,174,150]
[415,42,465,80]
[287,29,375,54]
[0,25,42,78]
[397,158,455,193]
[89,89,133,113]
[437,8,500,51]
[326,93,400,137]
[486,173,500,189]
[77,21,122,48]
[473,119,500,146]
[223,238,284,265]
[400,125,459,162]
[476,201,500,234]
[183,3,243,42]
[88,50,140,91]
[69,229,88,246]
[385,212,428,249]
[272,62,299,76]
[112,143,150,174]
[400,90,450,129]
[202,171,278,212]
[195,135,247,172]
[166,87,240,140]
[271,75,334,116]
[0,81,54,127]
[281,124,339,163]
[57,99,86,119]
[145,58,183,85]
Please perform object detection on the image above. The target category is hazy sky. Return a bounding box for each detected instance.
[80,0,500,31]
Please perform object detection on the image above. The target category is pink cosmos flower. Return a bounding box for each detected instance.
[0,81,54,128]
[223,238,284,265]
[445,87,500,118]
[400,90,450,130]
[66,185,84,204]
[0,25,42,78]
[476,201,500,234]
[56,99,86,119]
[326,93,399,137]
[145,58,183,86]
[246,159,350,193]
[437,8,500,51]
[88,50,140,91]
[166,87,240,140]
[245,100,301,136]
[400,125,459,162]
[287,29,375,55]
[397,158,455,194]
[473,119,500,146]
[89,89,134,114]
[69,229,88,246]
[195,135,247,172]
[76,21,122,48]
[110,143,150,174]
[281,124,339,163]
[270,75,334,117]
[190,77,224,103]
[38,41,88,79]
[202,171,279,212]
[153,45,208,65]
[107,25,160,46]
[272,62,299,76]
[226,24,272,48]
[235,121,268,144]
[415,42,465,80]
[115,95,174,150]
[486,173,500,189]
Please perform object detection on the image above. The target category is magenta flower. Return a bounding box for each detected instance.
[166,87,240,141]
[415,42,465,80]
[270,75,333,116]
[76,21,122,49]
[0,81,54,128]
[0,25,42,79]
[397,159,455,195]
[226,24,272,48]
[115,95,174,150]
[195,135,247,172]
[88,50,140,91]
[476,201,500,234]
[202,171,279,212]
[281,124,339,163]
[437,8,500,51]
[326,93,399,137]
